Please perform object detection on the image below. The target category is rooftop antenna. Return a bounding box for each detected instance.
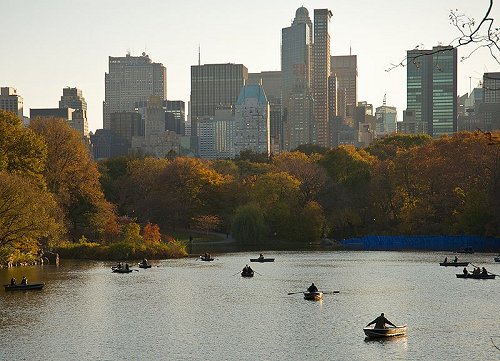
[349,41,352,56]
[198,44,201,66]
[383,94,387,106]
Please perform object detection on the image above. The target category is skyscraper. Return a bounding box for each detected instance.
[281,7,314,151]
[331,55,357,119]
[481,72,500,131]
[234,84,270,157]
[248,71,282,153]
[0,87,23,118]
[406,46,457,137]
[375,97,398,136]
[59,87,88,137]
[190,63,248,136]
[104,52,166,129]
[312,9,332,148]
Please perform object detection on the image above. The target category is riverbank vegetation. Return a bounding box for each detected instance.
[1,109,499,265]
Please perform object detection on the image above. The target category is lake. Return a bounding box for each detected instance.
[1,251,499,360]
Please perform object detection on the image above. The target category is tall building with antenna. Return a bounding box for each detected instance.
[103,52,166,129]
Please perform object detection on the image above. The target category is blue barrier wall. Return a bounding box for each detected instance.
[341,235,500,252]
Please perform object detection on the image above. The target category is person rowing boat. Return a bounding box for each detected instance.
[366,313,396,329]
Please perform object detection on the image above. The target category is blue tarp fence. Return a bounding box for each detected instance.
[341,235,500,252]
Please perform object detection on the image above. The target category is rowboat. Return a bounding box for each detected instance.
[241,270,254,278]
[363,325,407,338]
[456,273,495,279]
[494,256,500,262]
[303,291,323,301]
[138,263,152,268]
[439,262,469,267]
[199,257,214,262]
[112,268,133,273]
[250,258,275,263]
[4,283,44,291]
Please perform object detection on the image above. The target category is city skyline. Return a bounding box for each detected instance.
[1,0,498,132]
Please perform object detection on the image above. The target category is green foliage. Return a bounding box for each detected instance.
[367,133,432,160]
[319,145,374,188]
[56,238,187,260]
[293,143,329,155]
[231,202,267,243]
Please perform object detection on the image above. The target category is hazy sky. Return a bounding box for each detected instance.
[1,0,498,131]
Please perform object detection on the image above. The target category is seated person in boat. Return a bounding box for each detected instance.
[443,257,448,263]
[142,258,148,265]
[463,267,469,275]
[366,313,396,329]
[473,267,480,275]
[258,253,264,260]
[454,256,458,263]
[482,267,488,275]
[125,263,129,270]
[243,265,253,273]
[116,262,122,269]
[10,277,16,285]
[307,283,319,293]
[20,276,27,285]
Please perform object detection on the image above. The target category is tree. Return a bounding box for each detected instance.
[0,171,63,250]
[272,151,328,203]
[30,117,117,241]
[0,110,47,185]
[231,202,266,243]
[156,157,229,230]
[192,215,222,234]
[142,222,161,243]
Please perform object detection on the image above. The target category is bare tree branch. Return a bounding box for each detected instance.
[387,0,499,71]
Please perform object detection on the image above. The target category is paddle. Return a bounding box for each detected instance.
[232,271,241,276]
[288,290,340,295]
[254,270,263,276]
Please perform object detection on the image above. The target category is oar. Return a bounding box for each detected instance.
[133,269,139,272]
[231,271,241,276]
[323,290,340,294]
[254,270,264,276]
[287,291,304,295]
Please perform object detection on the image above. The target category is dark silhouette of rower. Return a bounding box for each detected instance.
[307,283,318,293]
[366,313,396,329]
[20,276,28,285]
[10,277,16,285]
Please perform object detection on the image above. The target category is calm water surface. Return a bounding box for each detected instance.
[1,251,499,360]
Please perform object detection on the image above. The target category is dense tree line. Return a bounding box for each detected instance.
[100,132,500,245]
[1,109,498,264]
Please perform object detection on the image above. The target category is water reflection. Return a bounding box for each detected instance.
[1,251,499,360]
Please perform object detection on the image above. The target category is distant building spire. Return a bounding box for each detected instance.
[198,44,201,66]
[383,94,387,106]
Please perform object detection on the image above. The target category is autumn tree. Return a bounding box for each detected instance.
[30,118,117,241]
[142,222,161,243]
[272,151,328,203]
[0,110,47,185]
[155,157,229,230]
[0,171,63,252]
[192,215,222,234]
